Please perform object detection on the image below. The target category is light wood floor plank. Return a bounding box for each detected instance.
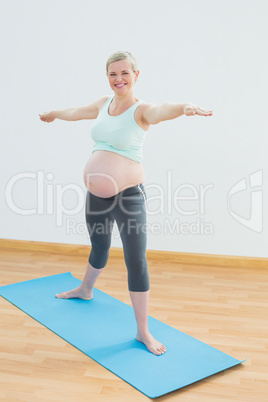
[0,248,267,401]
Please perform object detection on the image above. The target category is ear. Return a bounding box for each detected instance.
[135,70,140,82]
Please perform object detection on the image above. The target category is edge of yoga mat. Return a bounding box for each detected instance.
[0,272,246,399]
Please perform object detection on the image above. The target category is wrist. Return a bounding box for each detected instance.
[181,103,189,115]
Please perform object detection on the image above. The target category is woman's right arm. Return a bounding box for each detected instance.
[39,96,109,123]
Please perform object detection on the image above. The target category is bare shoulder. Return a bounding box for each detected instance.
[138,102,157,118]
[139,102,156,111]
[95,95,111,112]
[136,102,157,129]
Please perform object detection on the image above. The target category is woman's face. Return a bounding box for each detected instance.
[107,59,139,95]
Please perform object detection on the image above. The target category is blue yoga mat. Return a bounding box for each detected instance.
[0,272,245,398]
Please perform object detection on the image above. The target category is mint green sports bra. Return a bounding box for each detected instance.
[91,96,147,163]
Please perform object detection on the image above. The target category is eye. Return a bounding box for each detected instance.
[110,73,116,76]
[123,72,128,75]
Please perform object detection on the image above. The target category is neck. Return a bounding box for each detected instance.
[112,92,136,106]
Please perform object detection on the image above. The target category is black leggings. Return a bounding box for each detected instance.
[85,183,149,292]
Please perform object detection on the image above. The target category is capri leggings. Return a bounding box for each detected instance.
[85,183,149,292]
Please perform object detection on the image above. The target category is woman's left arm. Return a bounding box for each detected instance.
[142,102,213,125]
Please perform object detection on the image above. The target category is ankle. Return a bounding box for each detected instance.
[137,328,150,338]
[80,284,93,292]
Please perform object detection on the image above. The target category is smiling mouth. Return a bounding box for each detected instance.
[115,83,126,88]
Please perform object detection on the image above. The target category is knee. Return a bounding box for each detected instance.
[88,245,110,269]
[88,228,112,269]
[88,235,111,269]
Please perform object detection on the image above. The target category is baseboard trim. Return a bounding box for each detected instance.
[0,239,267,268]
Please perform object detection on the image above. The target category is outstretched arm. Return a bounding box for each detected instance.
[141,102,213,125]
[39,96,109,123]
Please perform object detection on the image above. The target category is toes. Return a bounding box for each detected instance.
[156,346,166,355]
[55,293,65,299]
[159,345,166,354]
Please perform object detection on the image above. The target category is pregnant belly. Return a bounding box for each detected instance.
[83,151,145,197]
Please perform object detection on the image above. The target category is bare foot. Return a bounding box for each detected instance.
[136,331,166,355]
[55,286,93,300]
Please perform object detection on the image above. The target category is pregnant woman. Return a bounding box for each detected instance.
[39,51,213,355]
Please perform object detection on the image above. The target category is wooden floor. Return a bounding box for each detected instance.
[0,247,267,402]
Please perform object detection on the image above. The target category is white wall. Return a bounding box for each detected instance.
[1,0,267,258]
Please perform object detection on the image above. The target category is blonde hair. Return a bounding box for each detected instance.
[106,51,138,74]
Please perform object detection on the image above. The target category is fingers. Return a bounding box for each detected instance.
[196,107,213,116]
[39,113,53,122]
[186,107,213,117]
[39,113,46,121]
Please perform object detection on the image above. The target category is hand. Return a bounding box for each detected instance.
[184,103,213,117]
[39,111,56,123]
